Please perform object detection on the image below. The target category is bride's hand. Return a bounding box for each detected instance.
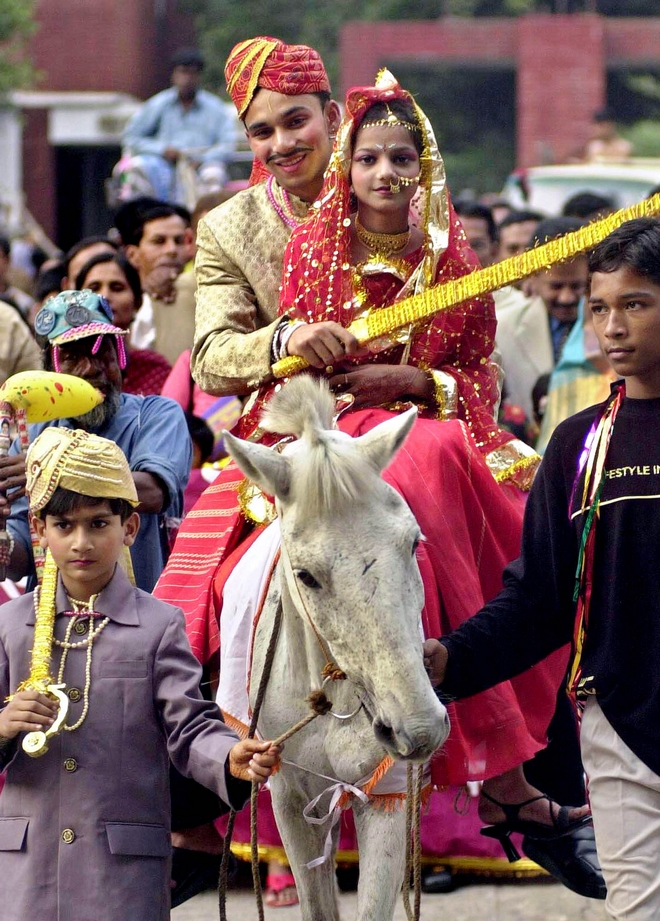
[286,321,362,369]
[329,365,432,408]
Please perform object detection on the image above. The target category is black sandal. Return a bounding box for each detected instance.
[523,826,606,900]
[479,791,592,861]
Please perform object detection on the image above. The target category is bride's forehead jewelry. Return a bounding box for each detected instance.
[361,105,421,134]
[368,142,405,151]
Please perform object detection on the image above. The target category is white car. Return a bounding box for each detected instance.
[502,160,660,215]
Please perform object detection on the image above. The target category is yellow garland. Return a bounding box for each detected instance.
[273,192,660,379]
[14,550,59,696]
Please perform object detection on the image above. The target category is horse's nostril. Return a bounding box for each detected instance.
[374,719,394,742]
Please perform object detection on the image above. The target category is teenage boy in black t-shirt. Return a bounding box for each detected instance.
[425,217,660,920]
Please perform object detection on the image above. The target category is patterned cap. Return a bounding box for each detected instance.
[225,36,330,118]
[34,290,127,347]
[26,427,139,516]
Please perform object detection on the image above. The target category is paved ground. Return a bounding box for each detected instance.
[172,881,609,920]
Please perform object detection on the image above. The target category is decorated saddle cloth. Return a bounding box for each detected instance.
[216,519,428,803]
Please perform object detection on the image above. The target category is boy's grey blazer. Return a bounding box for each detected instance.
[0,566,250,921]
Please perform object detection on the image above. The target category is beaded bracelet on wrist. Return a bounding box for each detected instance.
[270,317,291,365]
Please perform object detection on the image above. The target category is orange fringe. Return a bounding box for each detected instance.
[361,755,395,795]
[221,709,250,739]
[336,757,432,811]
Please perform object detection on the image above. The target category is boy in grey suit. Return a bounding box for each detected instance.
[0,427,279,921]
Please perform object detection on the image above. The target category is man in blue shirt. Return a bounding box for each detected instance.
[121,48,237,206]
[3,290,191,592]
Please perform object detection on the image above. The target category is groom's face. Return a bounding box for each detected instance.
[244,89,340,203]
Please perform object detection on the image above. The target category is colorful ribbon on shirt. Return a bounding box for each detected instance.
[568,382,625,706]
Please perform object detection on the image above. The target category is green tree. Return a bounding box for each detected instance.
[0,0,36,94]
[178,0,369,91]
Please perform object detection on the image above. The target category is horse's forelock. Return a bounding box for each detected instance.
[261,376,379,515]
[261,375,335,440]
[290,435,378,517]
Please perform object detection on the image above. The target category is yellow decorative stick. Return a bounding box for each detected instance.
[273,192,660,379]
[10,551,70,758]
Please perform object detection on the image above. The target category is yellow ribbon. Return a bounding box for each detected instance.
[273,193,660,379]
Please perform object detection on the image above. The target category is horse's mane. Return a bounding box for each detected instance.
[260,375,379,516]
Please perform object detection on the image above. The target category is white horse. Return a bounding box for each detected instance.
[224,376,450,921]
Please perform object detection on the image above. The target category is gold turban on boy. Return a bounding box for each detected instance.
[225,36,330,118]
[26,428,139,517]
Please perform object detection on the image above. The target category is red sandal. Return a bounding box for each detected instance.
[265,871,298,908]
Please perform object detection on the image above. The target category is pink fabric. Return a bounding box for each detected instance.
[161,350,222,418]
[161,350,194,409]
[184,469,219,517]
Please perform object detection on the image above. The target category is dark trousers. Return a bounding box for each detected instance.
[524,686,586,806]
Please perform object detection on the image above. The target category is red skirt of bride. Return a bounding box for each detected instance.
[156,408,569,786]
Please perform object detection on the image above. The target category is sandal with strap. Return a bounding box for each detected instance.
[479,791,592,862]
[264,871,299,908]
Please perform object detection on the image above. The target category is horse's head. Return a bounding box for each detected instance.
[224,376,450,762]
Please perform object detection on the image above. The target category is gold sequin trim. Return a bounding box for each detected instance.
[425,369,458,421]
[237,478,277,524]
[487,441,540,492]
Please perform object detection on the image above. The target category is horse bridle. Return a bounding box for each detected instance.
[279,533,371,723]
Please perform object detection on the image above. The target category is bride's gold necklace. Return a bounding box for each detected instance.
[355,216,411,257]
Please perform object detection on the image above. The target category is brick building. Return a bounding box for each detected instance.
[9,9,660,247]
[339,13,660,169]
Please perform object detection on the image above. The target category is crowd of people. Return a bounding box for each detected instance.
[0,33,658,921]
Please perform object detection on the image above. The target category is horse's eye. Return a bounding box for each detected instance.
[296,570,321,589]
[412,536,421,555]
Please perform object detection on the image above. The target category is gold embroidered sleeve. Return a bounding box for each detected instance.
[191,190,291,397]
[486,439,540,492]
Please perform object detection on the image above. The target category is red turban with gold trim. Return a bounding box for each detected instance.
[225,36,330,119]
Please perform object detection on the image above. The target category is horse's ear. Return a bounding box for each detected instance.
[354,406,417,473]
[223,431,292,501]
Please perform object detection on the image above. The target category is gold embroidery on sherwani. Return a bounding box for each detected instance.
[191,182,309,396]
